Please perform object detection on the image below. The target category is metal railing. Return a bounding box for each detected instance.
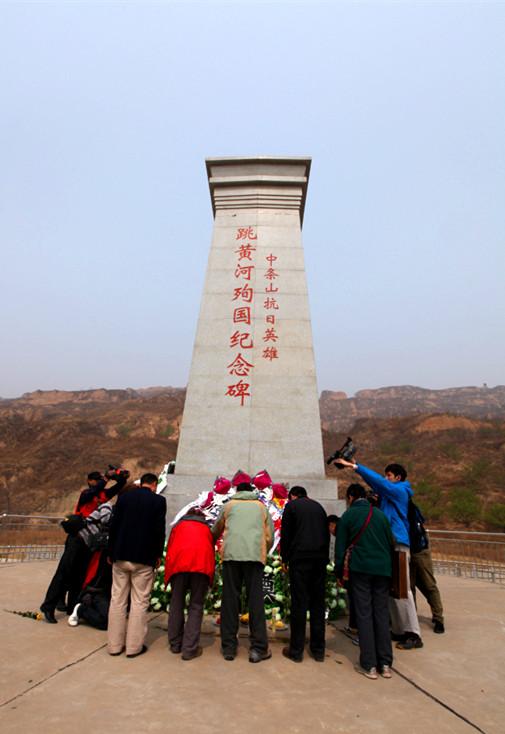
[0,513,65,563]
[1,514,504,584]
[428,529,505,585]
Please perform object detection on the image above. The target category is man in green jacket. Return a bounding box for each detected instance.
[335,484,395,680]
[212,482,274,663]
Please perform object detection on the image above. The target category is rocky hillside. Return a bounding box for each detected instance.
[0,387,185,515]
[321,385,505,433]
[1,385,504,530]
[324,414,505,530]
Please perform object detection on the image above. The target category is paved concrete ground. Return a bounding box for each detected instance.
[0,562,503,734]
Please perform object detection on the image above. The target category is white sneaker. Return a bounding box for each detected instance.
[68,603,81,627]
[354,664,378,680]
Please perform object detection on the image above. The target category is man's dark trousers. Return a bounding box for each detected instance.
[221,561,268,656]
[351,571,392,671]
[78,594,110,630]
[41,535,90,614]
[168,572,209,656]
[289,559,326,659]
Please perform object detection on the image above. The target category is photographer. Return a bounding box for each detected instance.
[39,468,129,624]
[75,467,127,518]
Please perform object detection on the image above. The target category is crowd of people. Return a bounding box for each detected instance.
[39,457,445,678]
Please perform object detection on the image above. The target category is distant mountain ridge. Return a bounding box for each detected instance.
[320,385,505,433]
[0,386,184,406]
[1,384,504,528]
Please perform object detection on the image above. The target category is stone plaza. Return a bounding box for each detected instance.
[0,561,503,734]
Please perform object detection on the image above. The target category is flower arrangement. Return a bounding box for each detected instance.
[151,551,347,621]
[151,468,348,621]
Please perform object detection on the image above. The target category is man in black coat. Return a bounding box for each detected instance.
[280,486,330,662]
[107,473,166,658]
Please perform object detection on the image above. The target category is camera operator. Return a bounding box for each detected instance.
[40,468,129,624]
[76,467,128,518]
[336,457,423,651]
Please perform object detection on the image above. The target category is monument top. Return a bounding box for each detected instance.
[205,156,312,225]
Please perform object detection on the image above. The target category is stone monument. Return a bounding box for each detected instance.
[163,156,342,519]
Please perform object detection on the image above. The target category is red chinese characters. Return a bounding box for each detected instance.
[236,227,257,240]
[234,264,254,281]
[232,285,253,303]
[226,226,257,406]
[262,253,280,360]
[262,347,279,361]
[229,330,253,349]
[263,297,279,310]
[265,267,279,280]
[233,306,251,325]
[235,244,256,261]
[227,353,254,377]
[263,327,278,343]
[225,379,251,406]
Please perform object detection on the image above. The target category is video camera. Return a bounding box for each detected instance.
[105,465,130,480]
[326,437,356,469]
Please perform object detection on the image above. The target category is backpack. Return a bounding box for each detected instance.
[61,514,86,536]
[408,499,429,554]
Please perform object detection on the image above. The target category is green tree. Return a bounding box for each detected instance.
[484,503,505,531]
[415,479,444,521]
[449,488,482,525]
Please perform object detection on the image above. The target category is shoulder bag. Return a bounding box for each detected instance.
[342,504,373,582]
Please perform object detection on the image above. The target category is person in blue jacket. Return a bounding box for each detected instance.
[336,458,423,650]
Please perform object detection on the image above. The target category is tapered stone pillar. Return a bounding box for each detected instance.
[163,157,340,520]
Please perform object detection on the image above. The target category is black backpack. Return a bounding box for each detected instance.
[408,500,429,554]
[61,513,86,536]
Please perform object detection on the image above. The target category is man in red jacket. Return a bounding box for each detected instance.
[164,508,215,660]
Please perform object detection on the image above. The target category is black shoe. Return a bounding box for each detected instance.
[40,607,57,624]
[391,632,406,642]
[170,646,182,654]
[249,648,272,663]
[109,646,125,656]
[396,635,423,650]
[56,600,68,612]
[309,649,325,662]
[182,646,203,661]
[222,649,236,661]
[282,646,302,663]
[433,621,445,634]
[126,645,148,658]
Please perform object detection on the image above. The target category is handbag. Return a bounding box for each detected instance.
[61,514,86,536]
[342,504,373,582]
[87,530,109,552]
[390,549,409,599]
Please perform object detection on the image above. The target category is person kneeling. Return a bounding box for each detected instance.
[165,508,215,660]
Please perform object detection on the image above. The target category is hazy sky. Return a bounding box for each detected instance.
[1,1,504,399]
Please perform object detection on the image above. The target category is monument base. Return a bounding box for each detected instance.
[160,474,345,526]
